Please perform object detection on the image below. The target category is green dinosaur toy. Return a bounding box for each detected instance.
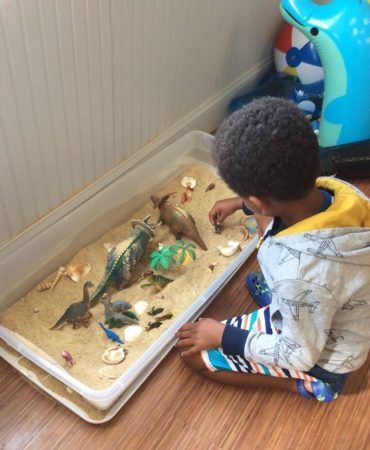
[140,270,174,291]
[90,216,155,307]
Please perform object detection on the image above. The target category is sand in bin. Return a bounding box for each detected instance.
[0,164,255,390]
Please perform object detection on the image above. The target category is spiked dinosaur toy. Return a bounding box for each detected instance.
[50,281,93,330]
[151,194,208,250]
[90,216,155,307]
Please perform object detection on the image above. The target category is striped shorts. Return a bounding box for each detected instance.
[201,306,317,382]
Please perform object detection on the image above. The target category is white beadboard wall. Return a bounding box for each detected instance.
[0,0,280,246]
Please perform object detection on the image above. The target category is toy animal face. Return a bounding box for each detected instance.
[280,0,369,38]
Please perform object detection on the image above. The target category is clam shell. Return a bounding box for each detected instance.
[134,300,148,315]
[64,263,92,283]
[97,366,118,380]
[181,176,196,189]
[217,240,240,257]
[102,346,127,365]
[239,226,250,242]
[124,325,143,342]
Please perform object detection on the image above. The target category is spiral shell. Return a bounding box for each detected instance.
[51,267,66,290]
[102,346,127,365]
[36,282,52,292]
[64,263,91,283]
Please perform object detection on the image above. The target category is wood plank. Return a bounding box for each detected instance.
[1,178,369,450]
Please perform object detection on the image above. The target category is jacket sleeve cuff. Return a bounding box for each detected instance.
[221,325,250,356]
[242,202,254,216]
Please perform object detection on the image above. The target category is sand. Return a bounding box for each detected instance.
[0,164,255,391]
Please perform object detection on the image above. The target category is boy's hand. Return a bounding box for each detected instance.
[175,318,225,357]
[209,197,243,224]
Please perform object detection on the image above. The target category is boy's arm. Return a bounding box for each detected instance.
[222,280,338,371]
[209,197,243,224]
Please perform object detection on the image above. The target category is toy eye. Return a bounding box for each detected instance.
[310,27,320,36]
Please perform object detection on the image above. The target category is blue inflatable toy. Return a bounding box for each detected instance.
[280,0,370,148]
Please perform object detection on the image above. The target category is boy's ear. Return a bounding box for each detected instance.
[248,196,271,215]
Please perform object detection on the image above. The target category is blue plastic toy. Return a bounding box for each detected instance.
[98,322,124,344]
[280,0,370,147]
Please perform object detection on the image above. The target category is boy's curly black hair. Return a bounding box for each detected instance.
[213,97,320,201]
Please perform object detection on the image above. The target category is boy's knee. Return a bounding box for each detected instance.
[181,352,207,374]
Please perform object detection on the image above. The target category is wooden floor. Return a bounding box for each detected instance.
[1,179,369,450]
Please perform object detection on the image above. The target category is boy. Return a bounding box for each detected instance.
[175,97,370,402]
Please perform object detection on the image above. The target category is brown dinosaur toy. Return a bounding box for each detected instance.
[50,281,93,330]
[151,193,207,250]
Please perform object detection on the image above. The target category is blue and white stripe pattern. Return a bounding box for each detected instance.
[201,306,317,382]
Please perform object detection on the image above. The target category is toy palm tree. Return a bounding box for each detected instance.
[149,240,196,271]
[172,240,196,265]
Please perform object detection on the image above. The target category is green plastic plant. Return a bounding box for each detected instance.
[149,240,196,271]
[149,246,178,271]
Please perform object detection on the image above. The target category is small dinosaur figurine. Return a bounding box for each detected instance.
[90,216,155,307]
[50,282,93,330]
[100,297,139,329]
[108,298,132,313]
[151,194,207,250]
[145,321,163,332]
[98,322,124,344]
[140,270,174,291]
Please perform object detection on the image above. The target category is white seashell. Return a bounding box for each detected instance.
[217,240,240,257]
[181,176,196,190]
[124,325,143,342]
[134,300,148,315]
[97,366,118,380]
[102,346,127,365]
[64,263,91,283]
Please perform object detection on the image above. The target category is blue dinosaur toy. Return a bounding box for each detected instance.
[280,0,370,147]
[98,322,124,344]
